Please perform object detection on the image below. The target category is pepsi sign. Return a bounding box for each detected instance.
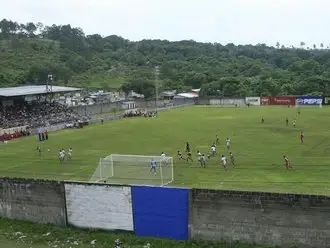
[296,97,323,105]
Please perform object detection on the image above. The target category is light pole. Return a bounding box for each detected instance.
[47,74,53,93]
[155,66,159,108]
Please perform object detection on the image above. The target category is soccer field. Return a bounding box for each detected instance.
[1,105,330,195]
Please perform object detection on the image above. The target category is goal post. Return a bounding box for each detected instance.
[89,154,174,186]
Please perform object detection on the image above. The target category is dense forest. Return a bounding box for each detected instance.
[1,19,330,98]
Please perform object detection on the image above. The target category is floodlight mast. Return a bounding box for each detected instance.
[155,66,159,109]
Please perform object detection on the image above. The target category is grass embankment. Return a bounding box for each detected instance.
[0,218,272,248]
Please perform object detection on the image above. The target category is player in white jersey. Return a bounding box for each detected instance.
[221,155,227,170]
[199,154,206,167]
[208,145,216,158]
[197,150,202,160]
[150,159,157,175]
[226,137,231,150]
[58,150,65,162]
[67,148,73,160]
[160,152,167,166]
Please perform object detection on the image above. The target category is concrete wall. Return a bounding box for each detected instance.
[64,182,133,231]
[72,101,123,116]
[190,189,330,248]
[0,178,66,226]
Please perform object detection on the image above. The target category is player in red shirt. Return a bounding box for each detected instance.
[283,155,292,170]
[300,131,304,144]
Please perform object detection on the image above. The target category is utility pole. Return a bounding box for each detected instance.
[155,66,159,108]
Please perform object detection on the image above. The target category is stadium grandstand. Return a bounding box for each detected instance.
[0,85,85,141]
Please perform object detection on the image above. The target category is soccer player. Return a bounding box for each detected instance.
[208,145,216,158]
[221,155,227,171]
[261,117,264,123]
[185,142,190,153]
[283,155,292,170]
[177,150,183,160]
[300,131,304,144]
[199,154,206,167]
[58,150,65,162]
[292,119,296,128]
[161,152,167,166]
[229,152,235,167]
[216,135,219,145]
[150,158,157,175]
[286,117,289,126]
[186,151,193,162]
[36,146,42,158]
[226,137,231,150]
[68,147,73,160]
[197,150,202,159]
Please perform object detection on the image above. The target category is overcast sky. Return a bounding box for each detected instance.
[1,0,329,47]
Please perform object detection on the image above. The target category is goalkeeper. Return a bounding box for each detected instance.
[150,158,157,175]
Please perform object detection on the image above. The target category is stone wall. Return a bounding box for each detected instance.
[0,178,66,226]
[189,189,330,248]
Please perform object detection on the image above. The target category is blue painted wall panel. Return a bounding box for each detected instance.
[131,186,189,240]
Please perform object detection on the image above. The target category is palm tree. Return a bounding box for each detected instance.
[300,41,305,49]
[320,43,324,49]
[276,42,280,49]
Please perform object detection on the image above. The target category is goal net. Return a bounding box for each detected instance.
[89,154,174,186]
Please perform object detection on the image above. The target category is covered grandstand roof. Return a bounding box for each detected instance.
[0,85,81,97]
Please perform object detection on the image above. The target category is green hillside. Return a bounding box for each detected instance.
[1,19,330,96]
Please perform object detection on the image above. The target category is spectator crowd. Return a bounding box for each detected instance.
[0,101,83,129]
[123,109,157,118]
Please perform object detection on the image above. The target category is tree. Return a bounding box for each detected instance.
[276,42,280,49]
[2,19,330,97]
[300,41,305,49]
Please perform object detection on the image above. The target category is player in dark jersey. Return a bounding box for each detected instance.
[199,154,206,167]
[261,117,264,123]
[229,152,235,167]
[286,117,289,126]
[283,155,292,170]
[185,142,190,153]
[300,131,304,144]
[36,146,41,158]
[177,150,183,160]
[216,135,219,145]
[186,151,193,162]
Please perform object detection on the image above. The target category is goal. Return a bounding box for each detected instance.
[89,154,174,186]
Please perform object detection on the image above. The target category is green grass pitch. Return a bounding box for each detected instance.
[1,105,330,195]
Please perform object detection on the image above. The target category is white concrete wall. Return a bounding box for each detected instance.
[64,183,133,231]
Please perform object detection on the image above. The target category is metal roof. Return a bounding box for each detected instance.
[0,85,81,97]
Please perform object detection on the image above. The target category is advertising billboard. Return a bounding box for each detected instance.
[260,96,271,105]
[269,96,295,106]
[323,97,330,105]
[245,97,260,105]
[296,96,323,105]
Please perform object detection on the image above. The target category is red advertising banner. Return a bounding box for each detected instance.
[260,96,270,105]
[261,96,295,105]
[269,96,295,105]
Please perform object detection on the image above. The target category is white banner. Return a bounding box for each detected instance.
[210,99,221,105]
[245,97,260,105]
[210,99,245,105]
